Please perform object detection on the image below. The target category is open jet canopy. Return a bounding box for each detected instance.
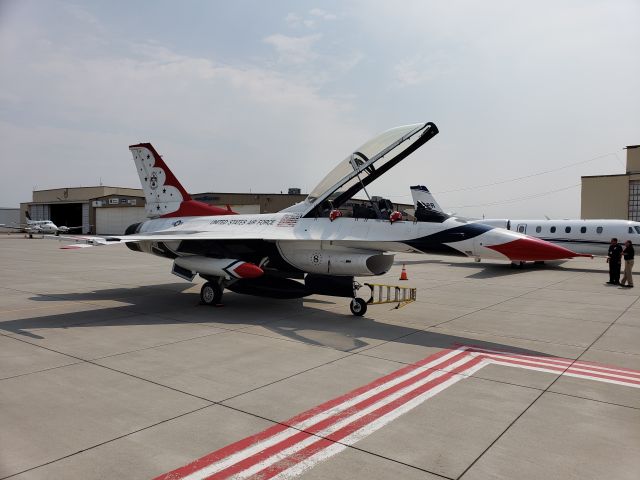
[303,122,439,218]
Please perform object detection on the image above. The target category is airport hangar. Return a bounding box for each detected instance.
[582,144,640,220]
[19,187,413,235]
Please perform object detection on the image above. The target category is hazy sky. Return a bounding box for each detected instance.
[1,0,639,218]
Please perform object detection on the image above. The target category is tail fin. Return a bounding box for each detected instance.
[129,143,235,218]
[410,185,444,213]
[25,211,32,221]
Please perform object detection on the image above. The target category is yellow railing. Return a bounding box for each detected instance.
[363,283,417,309]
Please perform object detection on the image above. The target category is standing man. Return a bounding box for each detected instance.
[621,240,634,288]
[607,237,623,285]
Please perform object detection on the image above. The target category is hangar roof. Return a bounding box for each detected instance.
[32,186,143,203]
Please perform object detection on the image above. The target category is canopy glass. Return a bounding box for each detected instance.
[304,122,438,217]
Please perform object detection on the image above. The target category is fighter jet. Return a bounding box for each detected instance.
[59,123,583,315]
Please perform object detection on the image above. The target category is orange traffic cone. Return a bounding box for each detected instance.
[399,264,408,281]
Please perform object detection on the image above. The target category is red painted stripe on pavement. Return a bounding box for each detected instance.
[464,346,572,367]
[465,345,640,378]
[201,351,473,480]
[482,354,640,384]
[571,361,640,377]
[565,368,640,385]
[482,354,640,385]
[252,357,485,480]
[154,347,463,480]
[481,355,567,372]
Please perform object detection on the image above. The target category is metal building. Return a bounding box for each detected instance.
[20,187,146,235]
[581,145,640,220]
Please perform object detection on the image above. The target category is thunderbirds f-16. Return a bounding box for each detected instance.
[58,123,586,315]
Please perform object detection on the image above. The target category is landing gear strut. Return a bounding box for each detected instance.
[350,297,367,316]
[200,281,223,306]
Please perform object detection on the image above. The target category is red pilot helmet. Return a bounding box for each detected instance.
[329,209,343,222]
[389,211,402,223]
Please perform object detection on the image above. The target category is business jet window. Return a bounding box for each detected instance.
[565,226,571,233]
[635,226,640,234]
[580,227,587,233]
[536,226,541,233]
[629,227,634,234]
[550,226,556,233]
[597,226,603,234]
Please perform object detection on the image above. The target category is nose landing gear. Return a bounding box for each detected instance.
[350,297,368,316]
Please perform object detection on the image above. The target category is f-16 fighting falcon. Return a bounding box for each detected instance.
[59,123,585,315]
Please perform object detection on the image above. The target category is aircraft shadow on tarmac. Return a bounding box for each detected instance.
[0,282,561,360]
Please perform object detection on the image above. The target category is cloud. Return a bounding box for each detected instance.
[284,8,338,29]
[62,3,102,28]
[0,11,370,205]
[393,53,451,86]
[309,8,337,20]
[263,33,322,64]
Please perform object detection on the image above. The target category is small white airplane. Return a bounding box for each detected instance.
[410,185,638,258]
[1,212,85,236]
[57,123,586,315]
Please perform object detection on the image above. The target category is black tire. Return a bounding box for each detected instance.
[350,297,367,316]
[200,282,223,306]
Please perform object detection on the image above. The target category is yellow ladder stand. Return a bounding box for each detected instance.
[363,282,417,309]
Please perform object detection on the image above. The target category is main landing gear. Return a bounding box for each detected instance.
[200,281,223,306]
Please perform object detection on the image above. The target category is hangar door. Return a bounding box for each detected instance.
[96,207,147,235]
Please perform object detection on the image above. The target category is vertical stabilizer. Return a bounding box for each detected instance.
[129,143,235,218]
[410,185,444,212]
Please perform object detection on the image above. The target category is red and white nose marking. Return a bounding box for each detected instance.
[486,236,587,261]
[173,256,264,280]
[230,261,264,279]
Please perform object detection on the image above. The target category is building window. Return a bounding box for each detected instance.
[565,226,571,233]
[550,226,556,233]
[581,226,586,233]
[597,226,603,234]
[536,226,542,233]
[629,181,640,221]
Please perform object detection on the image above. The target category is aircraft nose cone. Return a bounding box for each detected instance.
[233,262,264,279]
[486,237,584,261]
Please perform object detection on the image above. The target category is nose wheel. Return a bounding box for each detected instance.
[200,282,223,306]
[350,297,367,316]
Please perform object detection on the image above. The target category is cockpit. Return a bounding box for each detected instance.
[303,122,439,220]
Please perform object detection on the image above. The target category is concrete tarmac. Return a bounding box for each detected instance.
[0,237,638,479]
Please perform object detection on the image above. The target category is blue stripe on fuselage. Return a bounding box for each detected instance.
[406,223,495,256]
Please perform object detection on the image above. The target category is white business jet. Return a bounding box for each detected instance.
[410,185,639,257]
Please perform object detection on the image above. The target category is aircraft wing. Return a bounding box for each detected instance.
[0,224,27,231]
[49,228,298,249]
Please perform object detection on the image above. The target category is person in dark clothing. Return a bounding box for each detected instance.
[607,237,623,285]
[620,240,634,288]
